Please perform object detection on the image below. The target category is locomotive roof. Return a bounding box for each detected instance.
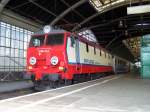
[32,28,111,54]
[33,29,67,35]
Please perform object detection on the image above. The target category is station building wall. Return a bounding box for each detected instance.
[0,10,41,74]
[0,21,32,72]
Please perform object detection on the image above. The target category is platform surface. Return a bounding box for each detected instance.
[0,74,150,112]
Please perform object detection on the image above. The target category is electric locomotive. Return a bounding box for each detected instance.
[27,26,117,89]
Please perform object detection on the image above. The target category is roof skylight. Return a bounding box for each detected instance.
[89,0,126,12]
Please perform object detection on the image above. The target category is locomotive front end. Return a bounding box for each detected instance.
[27,27,67,84]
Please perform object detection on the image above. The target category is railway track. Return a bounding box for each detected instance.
[0,80,34,100]
[0,74,113,100]
[0,88,35,100]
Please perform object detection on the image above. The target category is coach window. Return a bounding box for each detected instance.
[86,43,89,52]
[70,36,75,47]
[94,46,96,55]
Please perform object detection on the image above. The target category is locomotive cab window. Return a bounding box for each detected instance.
[46,34,64,45]
[30,35,45,47]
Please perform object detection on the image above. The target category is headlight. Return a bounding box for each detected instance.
[51,56,58,65]
[28,66,33,70]
[29,57,36,65]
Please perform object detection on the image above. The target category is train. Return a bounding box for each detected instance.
[27,26,130,89]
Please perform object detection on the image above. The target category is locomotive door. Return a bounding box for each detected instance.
[67,36,81,73]
[75,38,81,73]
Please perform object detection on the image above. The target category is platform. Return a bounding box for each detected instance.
[0,74,150,112]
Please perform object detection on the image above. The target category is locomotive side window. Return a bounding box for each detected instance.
[30,35,45,47]
[94,46,96,55]
[70,36,75,47]
[47,34,64,45]
[112,55,114,58]
[86,43,89,52]
[100,50,101,56]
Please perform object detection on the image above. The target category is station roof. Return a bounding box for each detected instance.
[1,0,150,61]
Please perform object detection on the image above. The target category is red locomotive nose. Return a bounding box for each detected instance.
[27,31,67,84]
